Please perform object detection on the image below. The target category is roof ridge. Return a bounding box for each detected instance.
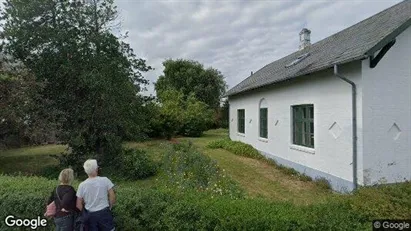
[225,0,411,97]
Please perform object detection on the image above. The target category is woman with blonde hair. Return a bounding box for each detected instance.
[46,168,78,231]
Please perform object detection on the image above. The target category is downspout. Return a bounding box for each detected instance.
[333,64,358,191]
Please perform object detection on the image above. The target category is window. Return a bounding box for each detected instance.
[237,109,245,134]
[292,104,314,148]
[259,108,268,138]
[285,53,310,68]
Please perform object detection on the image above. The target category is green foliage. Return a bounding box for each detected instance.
[161,141,243,198]
[207,139,327,184]
[156,90,185,139]
[0,175,58,231]
[348,183,411,219]
[219,99,229,129]
[0,70,62,149]
[113,148,158,180]
[0,175,375,231]
[148,90,214,139]
[207,138,263,159]
[38,165,62,180]
[1,0,152,166]
[155,59,226,110]
[180,94,214,137]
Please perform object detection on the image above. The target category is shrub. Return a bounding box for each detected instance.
[147,91,214,139]
[0,175,59,231]
[38,165,63,180]
[5,175,411,231]
[180,94,214,137]
[207,139,262,159]
[161,141,243,198]
[110,148,158,180]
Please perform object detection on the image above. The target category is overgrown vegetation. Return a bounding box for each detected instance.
[147,90,214,139]
[1,131,411,230]
[0,175,370,231]
[160,141,243,198]
[112,148,158,180]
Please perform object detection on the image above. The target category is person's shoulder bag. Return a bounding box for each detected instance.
[44,187,60,217]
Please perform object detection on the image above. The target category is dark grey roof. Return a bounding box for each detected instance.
[225,0,411,97]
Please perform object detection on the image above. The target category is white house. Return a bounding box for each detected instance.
[224,1,411,192]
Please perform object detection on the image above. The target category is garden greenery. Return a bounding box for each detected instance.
[0,174,373,231]
[160,141,243,198]
[207,139,332,188]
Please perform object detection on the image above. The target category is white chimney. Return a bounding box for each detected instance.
[299,28,311,50]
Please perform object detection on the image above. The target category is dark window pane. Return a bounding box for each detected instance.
[238,109,245,133]
[292,105,314,148]
[310,121,314,134]
[259,108,268,138]
[295,122,303,133]
[309,106,314,119]
[305,121,311,134]
[294,132,302,145]
[305,134,311,146]
[295,107,302,120]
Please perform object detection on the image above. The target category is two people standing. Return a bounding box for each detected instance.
[46,159,116,231]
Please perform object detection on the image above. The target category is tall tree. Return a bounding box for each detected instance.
[1,0,152,166]
[0,67,62,148]
[155,59,226,110]
[219,99,229,129]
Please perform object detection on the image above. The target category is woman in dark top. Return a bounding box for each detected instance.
[47,168,78,231]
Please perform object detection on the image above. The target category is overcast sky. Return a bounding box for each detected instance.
[4,0,402,96]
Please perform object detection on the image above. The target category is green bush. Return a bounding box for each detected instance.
[110,148,158,180]
[207,138,262,159]
[180,94,214,137]
[38,165,63,180]
[161,142,243,198]
[0,175,58,231]
[3,175,411,230]
[0,175,372,231]
[147,90,214,139]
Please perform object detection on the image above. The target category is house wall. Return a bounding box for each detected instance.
[361,25,411,185]
[229,61,363,192]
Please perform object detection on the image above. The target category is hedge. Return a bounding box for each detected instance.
[0,175,370,231]
[207,138,262,159]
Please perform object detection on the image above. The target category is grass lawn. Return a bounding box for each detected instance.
[180,129,336,204]
[119,129,337,204]
[0,144,66,175]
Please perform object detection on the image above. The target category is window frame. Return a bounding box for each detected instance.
[292,104,314,148]
[259,107,268,139]
[237,109,245,134]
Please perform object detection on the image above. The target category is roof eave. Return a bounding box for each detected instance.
[366,17,411,56]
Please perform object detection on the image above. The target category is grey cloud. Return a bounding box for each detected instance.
[114,0,402,96]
